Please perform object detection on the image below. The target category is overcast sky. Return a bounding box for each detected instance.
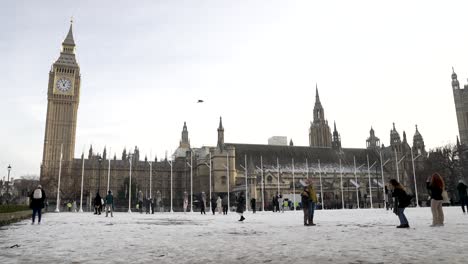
[1,0,467,179]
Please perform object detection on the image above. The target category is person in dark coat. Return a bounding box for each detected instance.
[301,186,310,226]
[457,180,468,213]
[427,173,445,226]
[210,195,217,215]
[200,192,206,215]
[236,192,246,221]
[30,185,46,224]
[94,192,102,215]
[389,179,411,228]
[250,198,256,214]
[105,190,114,217]
[222,195,228,215]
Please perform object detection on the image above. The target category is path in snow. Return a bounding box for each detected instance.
[1,207,467,264]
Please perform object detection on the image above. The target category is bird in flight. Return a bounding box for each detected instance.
[197,100,204,103]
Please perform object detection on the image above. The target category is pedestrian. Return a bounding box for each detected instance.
[94,192,102,215]
[222,195,228,215]
[389,179,411,228]
[236,192,246,221]
[29,184,46,224]
[145,197,150,214]
[183,191,189,213]
[300,186,310,226]
[216,196,222,214]
[137,190,144,214]
[105,190,114,217]
[278,194,284,213]
[67,202,72,212]
[250,197,256,214]
[150,197,155,214]
[272,195,278,212]
[427,173,445,227]
[457,180,468,214]
[200,192,206,215]
[307,179,318,226]
[211,195,217,215]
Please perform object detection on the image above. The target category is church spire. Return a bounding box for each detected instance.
[313,84,325,122]
[62,19,75,47]
[217,116,224,150]
[180,122,190,148]
[332,121,341,150]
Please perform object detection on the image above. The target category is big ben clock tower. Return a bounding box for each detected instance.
[41,21,80,184]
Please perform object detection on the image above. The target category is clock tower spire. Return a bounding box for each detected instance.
[41,21,81,187]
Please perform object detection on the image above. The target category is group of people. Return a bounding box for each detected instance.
[389,172,451,228]
[27,171,466,227]
[93,191,114,217]
[272,193,285,212]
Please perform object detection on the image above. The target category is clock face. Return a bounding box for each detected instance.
[56,78,72,92]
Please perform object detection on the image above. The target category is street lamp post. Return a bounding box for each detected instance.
[255,156,265,211]
[107,149,111,193]
[292,158,296,212]
[79,154,85,213]
[366,155,377,209]
[55,144,63,213]
[410,148,422,207]
[239,154,248,212]
[97,155,102,193]
[168,157,174,213]
[318,159,324,209]
[6,164,11,195]
[186,152,194,213]
[204,153,213,213]
[394,148,405,182]
[379,151,391,209]
[339,159,345,210]
[353,156,365,209]
[128,153,133,213]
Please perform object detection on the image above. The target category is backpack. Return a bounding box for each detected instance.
[33,189,42,199]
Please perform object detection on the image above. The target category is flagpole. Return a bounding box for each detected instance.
[292,158,296,212]
[318,159,324,209]
[55,143,63,213]
[245,154,248,212]
[339,159,344,210]
[107,148,111,192]
[353,156,360,209]
[277,157,280,195]
[79,152,85,212]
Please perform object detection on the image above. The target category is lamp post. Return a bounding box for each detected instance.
[186,152,194,213]
[55,143,63,213]
[168,157,174,213]
[276,157,280,196]
[318,159,324,209]
[379,151,391,209]
[97,155,102,193]
[292,158,296,212]
[106,148,111,193]
[6,164,11,194]
[366,155,377,209]
[128,153,133,213]
[204,153,212,213]
[255,156,265,211]
[148,160,152,199]
[353,156,365,209]
[339,159,345,210]
[410,148,422,207]
[239,154,248,212]
[394,148,405,182]
[79,154,85,213]
[222,153,230,212]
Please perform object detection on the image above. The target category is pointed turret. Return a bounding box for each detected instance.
[88,145,93,159]
[309,84,332,148]
[366,126,380,149]
[62,20,76,47]
[332,121,341,150]
[217,116,224,150]
[412,124,426,155]
[452,67,460,89]
[179,122,190,148]
[313,84,325,122]
[289,139,294,146]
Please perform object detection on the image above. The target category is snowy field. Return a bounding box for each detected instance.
[1,207,467,264]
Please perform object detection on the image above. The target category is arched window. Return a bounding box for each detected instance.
[221,176,227,185]
[267,176,272,184]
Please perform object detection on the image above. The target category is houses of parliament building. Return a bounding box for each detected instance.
[41,23,431,211]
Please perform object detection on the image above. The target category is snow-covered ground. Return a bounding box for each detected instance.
[1,207,467,264]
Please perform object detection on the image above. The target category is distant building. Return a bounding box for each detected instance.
[268,136,287,146]
[40,22,429,211]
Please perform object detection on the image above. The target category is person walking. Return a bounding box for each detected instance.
[307,179,318,226]
[137,190,144,214]
[200,192,206,215]
[457,180,468,214]
[222,195,229,215]
[94,192,102,215]
[389,179,411,228]
[105,190,114,217]
[211,195,217,215]
[236,192,246,221]
[216,196,223,214]
[427,173,445,227]
[30,185,46,224]
[250,197,256,214]
[278,194,284,213]
[300,186,310,226]
[183,191,189,213]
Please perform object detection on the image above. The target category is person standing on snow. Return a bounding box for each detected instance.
[457,180,468,214]
[105,190,114,217]
[211,195,217,215]
[278,194,284,213]
[427,173,445,227]
[216,196,223,214]
[137,190,144,214]
[307,179,318,226]
[300,186,310,226]
[222,195,229,215]
[183,191,189,213]
[30,185,46,224]
[250,197,256,214]
[236,192,246,221]
[389,179,411,228]
[200,192,206,215]
[94,192,102,215]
